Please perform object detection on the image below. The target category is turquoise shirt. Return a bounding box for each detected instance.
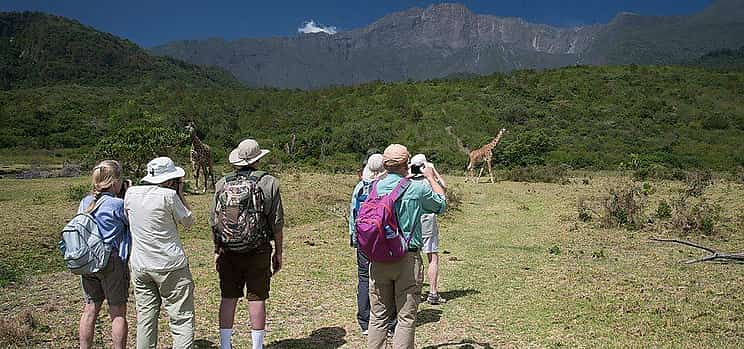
[376,173,446,249]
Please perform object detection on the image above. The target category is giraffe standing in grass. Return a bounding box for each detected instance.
[466,128,507,183]
[185,122,215,192]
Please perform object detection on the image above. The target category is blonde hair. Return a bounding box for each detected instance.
[85,160,123,213]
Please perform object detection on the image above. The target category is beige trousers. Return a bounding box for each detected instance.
[131,266,195,349]
[367,252,424,349]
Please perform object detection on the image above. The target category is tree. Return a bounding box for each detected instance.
[92,126,186,177]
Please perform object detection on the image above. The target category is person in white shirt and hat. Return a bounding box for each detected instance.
[124,156,196,349]
[409,153,448,305]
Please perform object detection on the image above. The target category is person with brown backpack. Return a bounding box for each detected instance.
[210,139,284,349]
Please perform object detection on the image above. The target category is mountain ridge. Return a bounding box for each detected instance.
[151,0,744,89]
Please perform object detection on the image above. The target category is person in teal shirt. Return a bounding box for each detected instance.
[367,144,446,349]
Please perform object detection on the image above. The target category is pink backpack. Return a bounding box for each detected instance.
[355,178,414,262]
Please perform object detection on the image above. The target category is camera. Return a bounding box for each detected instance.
[410,164,424,175]
[117,179,132,198]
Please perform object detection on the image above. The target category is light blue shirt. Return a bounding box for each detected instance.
[375,173,446,249]
[78,193,130,261]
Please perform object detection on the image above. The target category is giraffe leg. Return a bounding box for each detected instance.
[477,167,484,183]
[487,160,494,183]
[201,164,208,193]
[194,165,200,191]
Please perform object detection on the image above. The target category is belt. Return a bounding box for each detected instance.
[408,247,419,252]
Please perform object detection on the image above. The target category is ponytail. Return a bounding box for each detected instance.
[85,160,123,213]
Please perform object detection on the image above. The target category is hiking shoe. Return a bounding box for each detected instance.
[427,293,447,305]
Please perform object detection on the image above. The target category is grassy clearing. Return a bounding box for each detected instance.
[0,173,743,348]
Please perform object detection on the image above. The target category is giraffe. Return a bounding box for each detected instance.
[466,128,507,183]
[185,122,215,192]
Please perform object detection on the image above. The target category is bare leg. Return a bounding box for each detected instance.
[427,253,439,295]
[248,301,266,330]
[79,302,102,349]
[219,298,239,329]
[109,304,128,349]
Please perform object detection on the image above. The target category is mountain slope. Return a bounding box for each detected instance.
[152,0,744,89]
[0,11,241,89]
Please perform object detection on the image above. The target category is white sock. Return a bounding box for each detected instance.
[219,328,232,349]
[251,329,265,349]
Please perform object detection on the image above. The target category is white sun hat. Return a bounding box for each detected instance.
[229,139,270,166]
[141,157,185,184]
[410,153,427,167]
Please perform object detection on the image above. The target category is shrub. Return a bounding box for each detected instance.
[577,197,593,222]
[656,200,672,219]
[65,183,90,202]
[0,309,36,347]
[684,169,712,197]
[506,165,567,184]
[670,195,721,235]
[444,183,464,213]
[600,182,646,230]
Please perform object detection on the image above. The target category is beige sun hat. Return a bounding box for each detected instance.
[229,139,270,166]
[383,144,410,168]
[141,157,185,184]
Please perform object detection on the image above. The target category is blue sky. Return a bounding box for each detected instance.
[1,0,715,47]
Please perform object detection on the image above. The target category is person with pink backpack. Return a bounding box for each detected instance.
[359,144,446,349]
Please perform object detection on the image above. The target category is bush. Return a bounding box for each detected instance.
[656,200,672,219]
[577,197,593,222]
[0,309,36,347]
[444,183,464,213]
[506,165,568,184]
[600,182,646,229]
[670,195,721,235]
[684,169,712,197]
[65,183,90,202]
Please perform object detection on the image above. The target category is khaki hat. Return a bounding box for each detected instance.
[141,157,185,184]
[383,144,410,168]
[229,139,270,166]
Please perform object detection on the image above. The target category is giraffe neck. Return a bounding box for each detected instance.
[190,131,204,149]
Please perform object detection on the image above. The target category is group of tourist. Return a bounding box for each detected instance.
[74,139,446,349]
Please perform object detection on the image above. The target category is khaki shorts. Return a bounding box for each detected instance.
[81,254,130,306]
[421,214,439,253]
[217,251,271,300]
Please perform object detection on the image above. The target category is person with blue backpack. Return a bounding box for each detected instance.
[349,153,397,336]
[73,160,131,349]
[360,144,446,349]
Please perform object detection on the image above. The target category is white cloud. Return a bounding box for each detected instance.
[298,20,337,35]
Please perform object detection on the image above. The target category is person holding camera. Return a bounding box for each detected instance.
[409,154,447,305]
[124,157,195,349]
[77,160,131,349]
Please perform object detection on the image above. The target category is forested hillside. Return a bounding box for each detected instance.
[1,12,743,173]
[2,65,743,172]
[0,12,240,89]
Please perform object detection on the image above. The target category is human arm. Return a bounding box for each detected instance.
[171,186,194,229]
[266,178,285,274]
[428,162,446,189]
[420,167,447,214]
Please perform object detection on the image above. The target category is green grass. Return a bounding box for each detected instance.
[0,173,743,348]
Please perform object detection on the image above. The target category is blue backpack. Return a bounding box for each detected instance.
[59,196,112,275]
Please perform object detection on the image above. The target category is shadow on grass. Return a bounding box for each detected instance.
[195,339,217,348]
[266,326,346,349]
[437,288,480,302]
[421,339,494,348]
[416,308,442,327]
